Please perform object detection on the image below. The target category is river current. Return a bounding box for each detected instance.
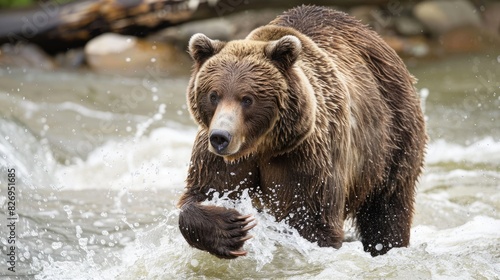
[0,52,499,279]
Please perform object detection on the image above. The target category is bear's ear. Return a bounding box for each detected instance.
[265,35,302,69]
[188,33,225,65]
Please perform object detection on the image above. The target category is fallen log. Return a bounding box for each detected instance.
[0,0,394,53]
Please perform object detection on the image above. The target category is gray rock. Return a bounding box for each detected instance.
[149,18,235,47]
[84,33,189,76]
[481,2,500,36]
[414,0,482,35]
[150,9,281,47]
[0,43,55,69]
[395,16,425,36]
[349,5,381,27]
[55,48,86,69]
[224,9,282,39]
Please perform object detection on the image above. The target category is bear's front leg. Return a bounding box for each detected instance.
[178,201,256,259]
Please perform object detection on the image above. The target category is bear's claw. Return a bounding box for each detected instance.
[242,221,257,231]
[239,234,254,242]
[179,204,259,259]
[212,211,256,259]
[229,250,248,257]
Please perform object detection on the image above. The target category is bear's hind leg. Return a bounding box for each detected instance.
[355,185,415,256]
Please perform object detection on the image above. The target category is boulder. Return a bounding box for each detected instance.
[382,35,429,57]
[414,0,482,35]
[149,9,280,47]
[481,2,500,36]
[349,5,381,27]
[55,48,86,69]
[148,17,235,47]
[84,33,189,76]
[439,25,499,53]
[225,9,282,39]
[395,16,425,36]
[0,43,55,69]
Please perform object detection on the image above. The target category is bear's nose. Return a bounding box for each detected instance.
[209,129,232,153]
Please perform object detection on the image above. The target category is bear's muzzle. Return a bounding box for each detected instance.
[209,129,232,154]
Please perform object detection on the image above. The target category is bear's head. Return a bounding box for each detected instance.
[187,32,316,162]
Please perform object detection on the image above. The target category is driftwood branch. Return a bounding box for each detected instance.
[0,0,397,53]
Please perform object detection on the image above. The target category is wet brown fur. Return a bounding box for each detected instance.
[178,5,427,258]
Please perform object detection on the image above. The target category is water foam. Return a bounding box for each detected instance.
[35,190,331,279]
[35,195,500,279]
[0,118,56,187]
[52,128,500,191]
[35,130,499,278]
[427,137,500,165]
[54,126,196,191]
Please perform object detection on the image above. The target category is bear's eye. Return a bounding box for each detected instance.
[209,91,218,105]
[241,96,253,107]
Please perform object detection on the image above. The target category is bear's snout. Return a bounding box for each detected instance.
[209,129,232,154]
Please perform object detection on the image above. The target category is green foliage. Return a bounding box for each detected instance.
[0,0,73,9]
[0,0,35,8]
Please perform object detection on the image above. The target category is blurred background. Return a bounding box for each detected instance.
[0,1,499,279]
[0,0,499,72]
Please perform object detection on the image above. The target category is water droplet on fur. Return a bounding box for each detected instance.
[190,259,199,267]
[375,243,384,251]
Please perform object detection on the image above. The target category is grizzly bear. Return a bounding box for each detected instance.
[177,5,426,259]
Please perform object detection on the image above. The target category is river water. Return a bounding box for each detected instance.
[0,52,499,279]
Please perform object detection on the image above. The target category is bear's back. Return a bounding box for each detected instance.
[269,5,426,204]
[269,5,366,54]
[270,5,420,120]
[270,5,356,41]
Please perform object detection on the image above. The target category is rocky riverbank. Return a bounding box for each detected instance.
[1,0,499,76]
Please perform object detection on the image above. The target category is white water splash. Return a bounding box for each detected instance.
[53,126,196,191]
[18,129,500,279]
[427,137,500,165]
